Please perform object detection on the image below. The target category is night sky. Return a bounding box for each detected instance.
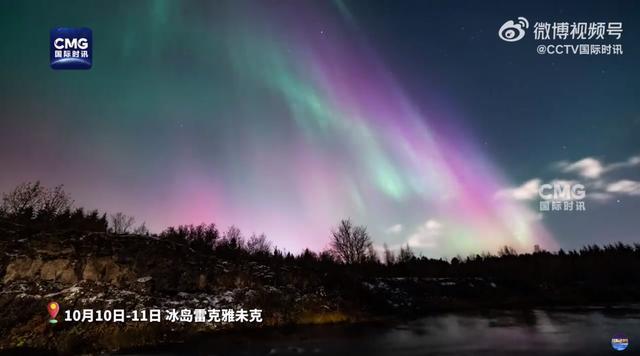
[0,0,638,257]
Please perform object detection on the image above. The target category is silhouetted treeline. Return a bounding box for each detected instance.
[2,182,640,290]
[0,182,107,233]
[157,217,640,290]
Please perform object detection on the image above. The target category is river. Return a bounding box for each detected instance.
[127,308,640,355]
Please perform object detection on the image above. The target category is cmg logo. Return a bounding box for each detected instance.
[53,38,89,50]
[50,27,92,70]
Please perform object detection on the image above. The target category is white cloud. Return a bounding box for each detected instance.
[386,224,403,234]
[497,154,640,205]
[495,178,541,201]
[425,219,442,230]
[406,219,443,249]
[607,155,640,171]
[558,157,604,179]
[556,155,640,179]
[606,180,640,196]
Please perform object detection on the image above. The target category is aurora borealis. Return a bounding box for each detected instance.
[1,1,638,256]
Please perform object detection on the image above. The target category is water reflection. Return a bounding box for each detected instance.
[129,308,640,355]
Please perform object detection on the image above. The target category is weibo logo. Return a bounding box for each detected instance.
[498,17,529,42]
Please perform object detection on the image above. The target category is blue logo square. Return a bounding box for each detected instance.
[50,27,92,70]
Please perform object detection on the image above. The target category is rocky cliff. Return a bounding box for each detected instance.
[0,227,360,354]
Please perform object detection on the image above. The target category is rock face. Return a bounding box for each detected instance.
[5,257,77,284]
[1,231,229,293]
[0,229,361,354]
[81,256,135,285]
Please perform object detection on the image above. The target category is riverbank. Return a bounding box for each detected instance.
[1,229,639,354]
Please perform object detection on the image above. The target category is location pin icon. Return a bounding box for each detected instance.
[47,301,59,324]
